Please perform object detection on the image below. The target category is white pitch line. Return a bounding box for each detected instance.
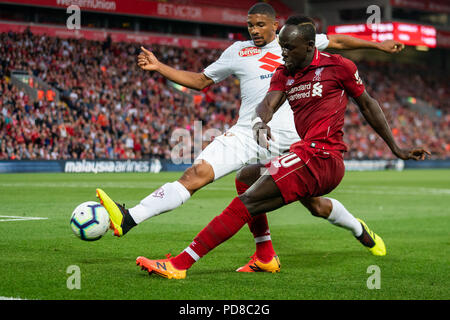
[0,215,48,222]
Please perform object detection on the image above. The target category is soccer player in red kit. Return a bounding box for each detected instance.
[135,16,430,279]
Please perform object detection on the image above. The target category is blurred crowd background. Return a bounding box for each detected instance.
[0,30,449,161]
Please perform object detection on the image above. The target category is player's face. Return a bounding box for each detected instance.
[279,25,314,73]
[247,14,278,47]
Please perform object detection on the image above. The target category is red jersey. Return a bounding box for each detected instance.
[268,49,365,152]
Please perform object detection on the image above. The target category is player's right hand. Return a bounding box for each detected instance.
[378,40,405,53]
[253,121,273,150]
[394,148,431,161]
[137,46,160,71]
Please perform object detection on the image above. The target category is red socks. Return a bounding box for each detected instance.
[235,179,276,263]
[171,178,278,270]
[171,197,252,270]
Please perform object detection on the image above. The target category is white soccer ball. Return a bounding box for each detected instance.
[70,201,110,241]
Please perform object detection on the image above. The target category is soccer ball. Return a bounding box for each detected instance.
[70,201,110,241]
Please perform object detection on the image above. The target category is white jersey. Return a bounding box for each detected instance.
[203,34,329,133]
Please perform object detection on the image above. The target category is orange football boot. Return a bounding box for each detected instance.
[136,255,187,279]
[236,254,281,273]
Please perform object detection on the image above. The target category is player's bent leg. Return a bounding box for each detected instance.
[98,163,212,236]
[139,196,255,279]
[301,197,362,236]
[137,174,284,279]
[123,133,247,240]
[235,164,279,271]
[125,162,214,227]
[239,177,284,216]
[102,132,246,235]
[236,173,284,273]
[300,197,386,256]
[126,179,191,225]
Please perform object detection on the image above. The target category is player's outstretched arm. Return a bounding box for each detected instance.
[137,47,214,90]
[327,34,404,53]
[252,90,286,149]
[353,91,430,160]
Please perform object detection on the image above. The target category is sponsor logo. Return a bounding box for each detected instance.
[312,82,323,97]
[258,52,281,72]
[286,81,323,101]
[238,46,262,57]
[260,73,273,80]
[288,91,310,101]
[288,82,311,94]
[156,262,167,270]
[57,0,116,11]
[157,3,202,19]
[250,264,262,272]
[64,159,162,173]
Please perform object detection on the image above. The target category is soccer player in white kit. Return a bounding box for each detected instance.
[96,3,405,272]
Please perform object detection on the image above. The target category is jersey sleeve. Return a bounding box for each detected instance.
[315,33,329,51]
[336,57,365,98]
[268,66,288,92]
[202,43,236,83]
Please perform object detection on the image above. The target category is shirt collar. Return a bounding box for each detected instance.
[261,37,279,49]
[296,48,320,73]
[311,48,320,66]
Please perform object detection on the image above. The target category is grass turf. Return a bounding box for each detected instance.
[0,169,449,300]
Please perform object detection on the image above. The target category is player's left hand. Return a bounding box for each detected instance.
[378,40,405,53]
[253,122,273,150]
[395,148,431,161]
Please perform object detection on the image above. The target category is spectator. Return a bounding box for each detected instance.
[0,31,448,161]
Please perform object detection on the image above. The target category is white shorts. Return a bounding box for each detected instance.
[195,124,300,180]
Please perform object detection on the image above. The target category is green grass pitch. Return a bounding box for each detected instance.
[0,169,449,300]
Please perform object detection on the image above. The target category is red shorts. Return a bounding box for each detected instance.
[265,141,345,204]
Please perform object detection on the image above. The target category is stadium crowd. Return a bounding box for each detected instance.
[0,30,449,161]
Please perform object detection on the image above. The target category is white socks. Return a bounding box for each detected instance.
[326,198,363,237]
[127,183,362,241]
[128,181,191,224]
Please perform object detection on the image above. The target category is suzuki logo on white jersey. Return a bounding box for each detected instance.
[312,82,323,97]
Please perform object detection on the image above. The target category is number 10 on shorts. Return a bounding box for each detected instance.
[279,152,301,168]
[264,152,302,176]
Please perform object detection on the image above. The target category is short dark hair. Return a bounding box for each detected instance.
[248,3,276,19]
[285,15,316,42]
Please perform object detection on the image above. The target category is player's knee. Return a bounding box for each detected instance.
[304,198,331,218]
[235,164,263,186]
